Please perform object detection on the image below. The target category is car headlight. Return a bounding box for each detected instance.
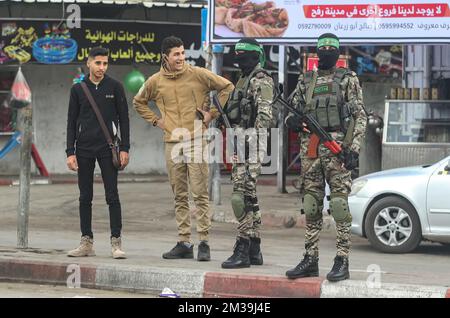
[350,179,368,196]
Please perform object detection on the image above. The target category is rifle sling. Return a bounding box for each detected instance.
[305,71,319,158]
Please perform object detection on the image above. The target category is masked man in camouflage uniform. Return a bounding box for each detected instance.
[285,33,367,281]
[221,38,274,269]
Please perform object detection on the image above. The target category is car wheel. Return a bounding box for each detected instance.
[364,196,422,253]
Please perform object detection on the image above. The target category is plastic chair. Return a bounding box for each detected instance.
[0,130,21,159]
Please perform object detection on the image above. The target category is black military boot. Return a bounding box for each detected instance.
[249,237,263,265]
[221,237,251,269]
[326,256,350,282]
[285,254,319,279]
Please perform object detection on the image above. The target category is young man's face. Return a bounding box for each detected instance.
[87,55,108,80]
[165,46,185,72]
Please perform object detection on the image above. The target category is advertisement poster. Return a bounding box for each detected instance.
[209,0,450,43]
[0,20,205,66]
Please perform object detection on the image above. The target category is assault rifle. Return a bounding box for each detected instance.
[212,93,232,129]
[273,85,343,157]
[211,93,239,162]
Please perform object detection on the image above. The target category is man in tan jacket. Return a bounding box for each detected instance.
[133,36,234,261]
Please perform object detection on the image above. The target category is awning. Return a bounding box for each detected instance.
[0,0,208,9]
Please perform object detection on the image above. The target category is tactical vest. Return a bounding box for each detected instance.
[303,68,352,133]
[226,68,271,129]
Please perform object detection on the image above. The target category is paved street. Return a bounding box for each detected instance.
[0,282,158,298]
[1,181,450,291]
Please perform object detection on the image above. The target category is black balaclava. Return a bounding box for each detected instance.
[234,38,261,76]
[317,33,340,70]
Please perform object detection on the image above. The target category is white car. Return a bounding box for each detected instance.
[350,156,450,253]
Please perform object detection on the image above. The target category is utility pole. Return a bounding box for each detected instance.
[209,44,224,205]
[17,103,32,249]
[277,45,288,193]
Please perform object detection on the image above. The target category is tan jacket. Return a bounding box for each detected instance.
[133,63,234,142]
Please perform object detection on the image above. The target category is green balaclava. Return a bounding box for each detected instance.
[234,38,265,75]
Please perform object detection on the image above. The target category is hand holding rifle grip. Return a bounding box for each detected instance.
[212,93,232,129]
[273,89,343,156]
[212,93,237,161]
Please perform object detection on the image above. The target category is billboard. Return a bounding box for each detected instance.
[0,20,205,66]
[209,0,450,44]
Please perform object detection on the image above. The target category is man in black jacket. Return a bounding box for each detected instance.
[66,47,130,259]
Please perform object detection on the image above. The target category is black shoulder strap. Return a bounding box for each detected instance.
[80,82,113,145]
[332,68,351,98]
[305,71,318,105]
[333,68,351,84]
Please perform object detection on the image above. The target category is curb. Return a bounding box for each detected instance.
[0,177,169,186]
[0,258,204,297]
[320,280,449,298]
[0,258,96,288]
[0,179,13,186]
[203,273,322,298]
[261,213,334,229]
[211,205,334,230]
[1,257,449,298]
[0,176,295,187]
[94,264,205,297]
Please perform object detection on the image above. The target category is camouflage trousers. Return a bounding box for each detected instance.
[232,162,262,239]
[304,219,352,258]
[301,145,352,258]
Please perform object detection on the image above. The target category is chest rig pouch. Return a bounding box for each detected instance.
[225,68,269,129]
[304,68,350,133]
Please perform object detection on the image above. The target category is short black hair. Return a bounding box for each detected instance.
[88,47,109,59]
[161,36,184,55]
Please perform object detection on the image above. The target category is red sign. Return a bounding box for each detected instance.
[303,3,450,19]
[307,57,348,71]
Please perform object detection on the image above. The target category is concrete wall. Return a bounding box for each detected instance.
[0,63,167,175]
[1,67,391,177]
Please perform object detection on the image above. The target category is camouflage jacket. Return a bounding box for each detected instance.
[289,67,367,153]
[235,65,274,129]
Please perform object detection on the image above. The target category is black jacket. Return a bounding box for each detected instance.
[66,74,130,158]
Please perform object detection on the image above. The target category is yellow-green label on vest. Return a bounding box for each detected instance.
[314,84,331,95]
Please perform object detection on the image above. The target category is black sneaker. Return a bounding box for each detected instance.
[197,241,211,262]
[162,242,194,259]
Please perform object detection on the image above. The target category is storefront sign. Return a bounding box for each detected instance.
[209,0,450,43]
[0,20,206,65]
